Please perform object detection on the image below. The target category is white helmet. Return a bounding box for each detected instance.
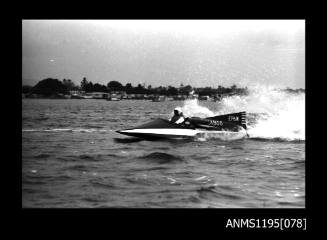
[174,107,182,114]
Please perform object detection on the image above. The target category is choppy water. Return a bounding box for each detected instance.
[22,89,305,208]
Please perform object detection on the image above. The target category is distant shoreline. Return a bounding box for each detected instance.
[22,88,305,101]
[22,77,305,101]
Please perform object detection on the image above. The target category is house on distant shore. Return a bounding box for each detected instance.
[89,92,109,99]
[152,95,166,102]
[107,91,127,100]
[69,90,83,95]
[135,94,146,99]
[69,90,109,99]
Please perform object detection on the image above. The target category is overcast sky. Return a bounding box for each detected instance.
[22,20,305,88]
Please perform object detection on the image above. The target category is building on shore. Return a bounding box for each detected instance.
[70,91,109,99]
[89,92,109,99]
[173,93,198,101]
[107,91,127,101]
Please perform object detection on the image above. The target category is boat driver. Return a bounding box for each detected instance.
[170,107,185,124]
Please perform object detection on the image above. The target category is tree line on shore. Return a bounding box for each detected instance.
[22,77,305,98]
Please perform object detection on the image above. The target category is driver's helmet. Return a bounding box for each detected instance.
[174,107,182,115]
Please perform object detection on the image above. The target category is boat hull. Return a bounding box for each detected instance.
[116,128,198,139]
[116,128,247,140]
[116,117,248,140]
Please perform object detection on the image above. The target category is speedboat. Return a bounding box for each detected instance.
[116,112,248,140]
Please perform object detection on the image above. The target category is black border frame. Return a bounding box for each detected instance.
[14,17,315,234]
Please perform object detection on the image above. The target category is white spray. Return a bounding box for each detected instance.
[179,85,305,141]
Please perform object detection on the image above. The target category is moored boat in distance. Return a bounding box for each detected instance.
[107,93,121,101]
[71,94,85,99]
[152,95,166,102]
[198,95,211,101]
[107,97,121,101]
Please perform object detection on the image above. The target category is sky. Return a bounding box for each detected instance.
[22,20,305,88]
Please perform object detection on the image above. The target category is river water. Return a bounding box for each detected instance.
[22,89,305,208]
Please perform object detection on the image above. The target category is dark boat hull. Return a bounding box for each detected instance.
[116,117,248,140]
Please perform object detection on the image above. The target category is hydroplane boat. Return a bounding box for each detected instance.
[116,112,248,140]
